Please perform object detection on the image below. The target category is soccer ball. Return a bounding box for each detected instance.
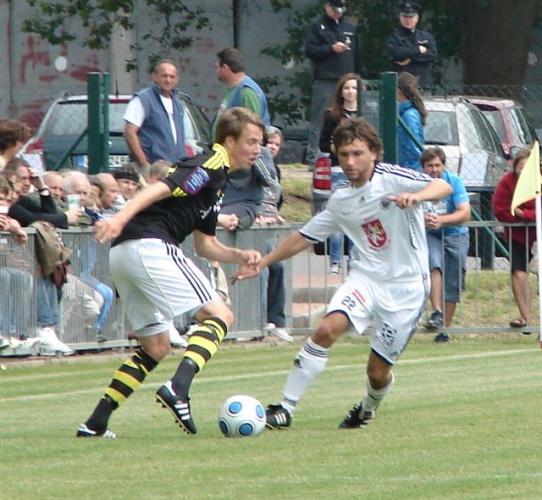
[218,395,266,438]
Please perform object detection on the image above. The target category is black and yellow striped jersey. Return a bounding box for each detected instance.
[113,144,229,247]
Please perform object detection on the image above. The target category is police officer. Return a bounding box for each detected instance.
[386,1,437,88]
[304,0,362,164]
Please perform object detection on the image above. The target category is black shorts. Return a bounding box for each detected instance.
[509,240,534,273]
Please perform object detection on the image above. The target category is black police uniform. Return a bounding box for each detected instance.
[305,13,361,80]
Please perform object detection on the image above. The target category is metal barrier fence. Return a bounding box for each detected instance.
[0,222,538,357]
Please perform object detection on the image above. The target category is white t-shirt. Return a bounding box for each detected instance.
[123,95,178,144]
[300,163,433,283]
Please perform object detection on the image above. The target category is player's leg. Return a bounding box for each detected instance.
[153,245,231,434]
[166,300,233,403]
[78,239,179,438]
[339,278,426,429]
[78,331,170,438]
[266,311,350,429]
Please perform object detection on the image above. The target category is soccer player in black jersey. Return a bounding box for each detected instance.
[77,107,263,438]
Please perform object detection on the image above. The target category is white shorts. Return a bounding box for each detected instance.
[109,239,219,336]
[327,270,429,364]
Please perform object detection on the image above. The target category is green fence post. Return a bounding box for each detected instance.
[101,73,110,172]
[87,73,110,174]
[380,72,397,164]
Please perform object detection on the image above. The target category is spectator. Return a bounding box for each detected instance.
[113,165,141,201]
[420,147,471,343]
[0,175,36,351]
[319,72,362,273]
[43,171,65,203]
[255,126,292,342]
[148,159,172,184]
[397,72,426,171]
[96,173,124,219]
[304,0,362,164]
[213,47,270,139]
[493,147,537,330]
[386,1,437,88]
[6,161,81,229]
[0,119,32,171]
[123,59,188,177]
[88,175,105,212]
[64,171,113,342]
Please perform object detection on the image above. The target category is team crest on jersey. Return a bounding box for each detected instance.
[361,219,388,249]
[182,167,210,195]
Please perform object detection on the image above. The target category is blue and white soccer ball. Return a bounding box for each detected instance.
[218,395,266,438]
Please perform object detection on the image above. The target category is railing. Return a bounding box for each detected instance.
[0,222,538,357]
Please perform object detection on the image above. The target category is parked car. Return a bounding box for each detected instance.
[311,96,510,214]
[22,93,211,171]
[467,97,536,159]
[424,96,510,190]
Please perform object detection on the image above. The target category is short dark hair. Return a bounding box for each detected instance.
[332,118,383,160]
[215,107,264,145]
[420,146,446,167]
[0,120,32,153]
[216,48,245,73]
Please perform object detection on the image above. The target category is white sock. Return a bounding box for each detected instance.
[362,372,395,412]
[281,338,329,415]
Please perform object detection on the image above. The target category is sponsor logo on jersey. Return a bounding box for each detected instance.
[182,167,210,195]
[361,219,388,249]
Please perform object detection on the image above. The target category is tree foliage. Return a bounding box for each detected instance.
[260,0,541,123]
[22,0,209,72]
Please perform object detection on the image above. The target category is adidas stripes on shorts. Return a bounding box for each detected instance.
[109,238,219,336]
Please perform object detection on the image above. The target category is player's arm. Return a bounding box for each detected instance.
[391,178,452,209]
[93,182,171,243]
[233,231,311,282]
[193,230,260,266]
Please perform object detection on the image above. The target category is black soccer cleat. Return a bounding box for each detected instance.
[338,401,375,429]
[76,423,116,439]
[265,403,292,429]
[155,381,197,434]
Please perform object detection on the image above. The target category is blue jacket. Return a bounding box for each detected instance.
[226,76,270,125]
[134,83,186,163]
[398,100,424,171]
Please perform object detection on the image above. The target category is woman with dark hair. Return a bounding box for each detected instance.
[319,72,362,274]
[493,147,538,330]
[397,71,427,171]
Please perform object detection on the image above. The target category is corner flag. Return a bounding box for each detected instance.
[511,141,541,215]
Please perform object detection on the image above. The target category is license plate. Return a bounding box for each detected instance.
[72,154,130,170]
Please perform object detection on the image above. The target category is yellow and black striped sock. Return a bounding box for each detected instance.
[86,349,158,432]
[172,317,228,398]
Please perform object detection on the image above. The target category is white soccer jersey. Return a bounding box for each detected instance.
[301,163,433,282]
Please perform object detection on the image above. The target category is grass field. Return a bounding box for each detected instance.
[1,335,541,499]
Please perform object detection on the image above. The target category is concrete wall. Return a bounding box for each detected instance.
[0,0,310,128]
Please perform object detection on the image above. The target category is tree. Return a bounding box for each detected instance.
[22,0,209,72]
[449,0,542,84]
[260,0,541,123]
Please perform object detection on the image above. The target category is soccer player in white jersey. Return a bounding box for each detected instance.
[236,117,452,429]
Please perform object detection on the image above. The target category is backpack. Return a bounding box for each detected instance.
[30,221,72,288]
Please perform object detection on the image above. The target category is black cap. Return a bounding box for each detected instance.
[399,1,420,16]
[329,0,347,10]
[113,170,139,183]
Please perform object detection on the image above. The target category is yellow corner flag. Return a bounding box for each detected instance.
[511,141,541,215]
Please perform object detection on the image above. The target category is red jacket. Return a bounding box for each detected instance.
[492,171,536,245]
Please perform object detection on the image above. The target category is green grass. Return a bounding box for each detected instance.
[279,163,312,223]
[1,335,541,499]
